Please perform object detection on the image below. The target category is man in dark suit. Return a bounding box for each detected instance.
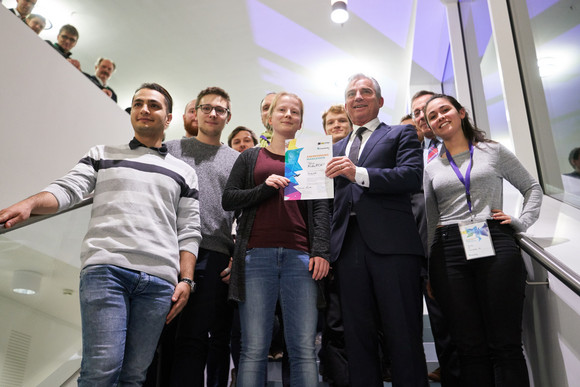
[325,74,428,387]
[84,57,118,102]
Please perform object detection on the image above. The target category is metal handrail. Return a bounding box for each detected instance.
[0,197,93,235]
[516,233,580,297]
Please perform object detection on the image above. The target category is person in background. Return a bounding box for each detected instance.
[423,93,542,386]
[8,0,36,21]
[84,57,118,102]
[0,83,201,386]
[223,92,330,387]
[323,104,353,144]
[325,73,427,387]
[318,103,353,387]
[25,13,45,34]
[225,124,258,386]
[410,90,460,386]
[228,126,258,153]
[258,92,276,146]
[47,24,81,70]
[182,99,198,138]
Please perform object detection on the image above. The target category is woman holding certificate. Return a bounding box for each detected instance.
[423,94,542,386]
[222,92,330,387]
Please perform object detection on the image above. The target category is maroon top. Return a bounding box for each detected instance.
[247,148,309,253]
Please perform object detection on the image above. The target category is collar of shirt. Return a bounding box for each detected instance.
[421,136,443,150]
[93,76,106,87]
[346,117,381,156]
[13,9,24,19]
[129,137,168,155]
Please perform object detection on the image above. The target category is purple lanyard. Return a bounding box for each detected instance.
[445,141,474,213]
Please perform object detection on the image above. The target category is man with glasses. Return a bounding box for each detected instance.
[410,90,459,386]
[166,87,240,387]
[47,24,81,70]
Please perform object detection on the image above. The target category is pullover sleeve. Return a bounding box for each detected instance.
[177,169,202,257]
[498,144,543,232]
[43,147,100,210]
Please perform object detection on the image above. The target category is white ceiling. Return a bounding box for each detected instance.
[4,0,448,140]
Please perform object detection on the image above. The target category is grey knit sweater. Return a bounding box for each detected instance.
[166,137,240,256]
[424,141,542,249]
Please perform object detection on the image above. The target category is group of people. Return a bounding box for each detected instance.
[6,1,119,102]
[0,71,543,387]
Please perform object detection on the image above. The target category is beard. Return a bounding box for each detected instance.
[184,122,198,137]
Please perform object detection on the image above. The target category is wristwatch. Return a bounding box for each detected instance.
[179,277,196,293]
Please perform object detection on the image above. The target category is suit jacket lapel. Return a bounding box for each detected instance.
[357,123,389,165]
[335,132,352,157]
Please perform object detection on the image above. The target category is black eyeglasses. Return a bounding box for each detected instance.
[197,104,230,117]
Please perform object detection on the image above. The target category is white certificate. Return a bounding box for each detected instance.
[284,135,334,200]
[459,220,496,260]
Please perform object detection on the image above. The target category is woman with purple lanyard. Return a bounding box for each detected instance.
[423,94,542,386]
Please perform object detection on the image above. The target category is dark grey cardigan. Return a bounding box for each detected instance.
[222,147,330,303]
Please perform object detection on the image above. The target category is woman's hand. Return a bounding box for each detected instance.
[491,209,511,224]
[309,256,330,280]
[265,174,289,189]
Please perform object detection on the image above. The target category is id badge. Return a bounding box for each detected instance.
[458,220,495,260]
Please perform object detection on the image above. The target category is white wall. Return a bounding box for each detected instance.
[0,7,130,209]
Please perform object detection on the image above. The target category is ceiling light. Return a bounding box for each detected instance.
[331,0,349,24]
[12,270,42,295]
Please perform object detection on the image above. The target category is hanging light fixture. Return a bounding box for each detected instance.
[331,0,349,24]
[12,270,42,295]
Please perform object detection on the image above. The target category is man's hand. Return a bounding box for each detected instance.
[326,156,356,182]
[0,192,58,228]
[102,89,113,98]
[165,282,190,324]
[67,58,81,70]
[220,259,233,284]
[0,201,34,229]
[309,256,330,280]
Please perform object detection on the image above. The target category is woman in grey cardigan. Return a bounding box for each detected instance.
[222,92,330,387]
[423,94,542,387]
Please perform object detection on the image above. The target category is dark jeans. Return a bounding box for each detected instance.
[170,249,233,387]
[429,220,529,387]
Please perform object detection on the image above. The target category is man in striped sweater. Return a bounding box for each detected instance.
[0,83,202,386]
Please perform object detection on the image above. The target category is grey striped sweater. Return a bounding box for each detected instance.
[44,143,202,285]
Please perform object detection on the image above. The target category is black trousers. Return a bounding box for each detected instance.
[336,217,428,387]
[170,249,233,387]
[430,221,529,387]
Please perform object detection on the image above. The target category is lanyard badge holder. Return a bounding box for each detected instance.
[447,142,495,260]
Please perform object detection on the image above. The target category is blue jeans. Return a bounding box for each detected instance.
[238,248,319,387]
[78,264,174,387]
